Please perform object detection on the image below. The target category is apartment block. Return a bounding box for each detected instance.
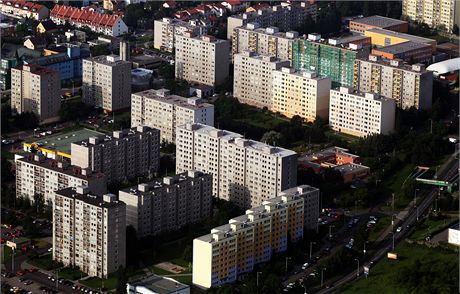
[272,67,331,122]
[15,154,107,205]
[70,126,160,184]
[233,51,290,109]
[349,15,408,34]
[11,64,60,123]
[175,33,230,87]
[53,186,126,278]
[131,89,214,143]
[402,0,459,32]
[82,55,131,112]
[353,55,433,109]
[176,123,297,209]
[192,185,320,288]
[153,18,208,52]
[329,87,396,138]
[119,171,212,238]
[227,2,317,39]
[232,24,298,60]
[292,34,370,87]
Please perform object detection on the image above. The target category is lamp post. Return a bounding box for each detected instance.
[391,232,395,251]
[285,257,291,274]
[354,259,360,278]
[328,225,335,240]
[256,272,262,287]
[363,241,368,256]
[321,268,326,287]
[309,242,316,260]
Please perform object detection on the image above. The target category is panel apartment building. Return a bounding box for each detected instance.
[131,89,214,143]
[402,0,459,32]
[227,2,317,39]
[272,67,331,122]
[53,186,126,278]
[119,171,212,238]
[353,55,433,110]
[11,64,60,124]
[82,55,131,112]
[153,18,208,52]
[292,33,370,87]
[71,126,160,184]
[192,185,320,288]
[329,87,396,138]
[176,123,298,209]
[233,51,290,109]
[232,23,298,61]
[175,33,230,87]
[15,154,107,205]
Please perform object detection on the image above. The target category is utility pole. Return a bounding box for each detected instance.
[363,241,368,256]
[321,268,326,287]
[309,242,316,260]
[354,259,360,278]
[328,225,335,239]
[285,257,291,274]
[256,272,262,287]
[391,232,395,251]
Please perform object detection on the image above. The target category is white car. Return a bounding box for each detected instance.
[302,263,309,270]
[396,226,402,233]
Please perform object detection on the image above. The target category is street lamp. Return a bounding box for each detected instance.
[320,268,326,287]
[414,189,419,207]
[285,257,291,274]
[256,272,262,287]
[354,259,360,278]
[328,225,335,239]
[390,232,395,251]
[363,241,368,256]
[309,242,316,260]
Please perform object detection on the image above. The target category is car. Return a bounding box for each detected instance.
[24,280,33,285]
[18,277,26,282]
[353,217,360,224]
[302,262,309,270]
[48,247,53,252]
[396,226,402,233]
[16,271,24,276]
[368,220,376,225]
[28,268,38,273]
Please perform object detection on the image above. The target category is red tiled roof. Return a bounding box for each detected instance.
[196,5,210,12]
[1,0,45,12]
[226,0,241,6]
[51,4,120,28]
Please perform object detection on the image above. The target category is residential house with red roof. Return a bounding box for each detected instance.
[0,0,49,20]
[50,4,127,37]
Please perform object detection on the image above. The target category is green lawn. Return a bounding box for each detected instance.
[151,266,174,275]
[58,267,87,281]
[337,242,458,293]
[80,276,118,291]
[167,275,192,285]
[28,254,60,271]
[409,216,457,241]
[1,245,22,262]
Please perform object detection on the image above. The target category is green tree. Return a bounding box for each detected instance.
[182,244,192,262]
[261,131,286,147]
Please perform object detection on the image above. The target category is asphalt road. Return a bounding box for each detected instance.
[317,160,459,294]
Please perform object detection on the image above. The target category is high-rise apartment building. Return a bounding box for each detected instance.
[82,55,131,112]
[153,18,208,52]
[175,33,230,87]
[176,123,298,209]
[353,55,433,110]
[71,126,160,184]
[272,67,331,122]
[227,2,317,39]
[192,185,320,288]
[11,64,60,123]
[119,171,212,238]
[15,154,107,205]
[329,87,396,137]
[233,51,290,109]
[292,34,370,87]
[402,0,459,32]
[53,186,126,278]
[131,89,214,143]
[232,24,298,60]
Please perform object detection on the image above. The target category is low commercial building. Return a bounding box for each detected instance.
[153,18,207,52]
[299,146,370,183]
[127,274,190,294]
[371,41,432,63]
[272,67,331,122]
[15,154,107,205]
[0,0,49,20]
[353,55,433,110]
[119,171,212,238]
[349,15,408,34]
[233,51,290,109]
[176,123,298,209]
[364,28,436,50]
[53,186,126,278]
[192,185,320,288]
[329,87,396,137]
[71,126,160,185]
[131,89,214,143]
[175,33,230,87]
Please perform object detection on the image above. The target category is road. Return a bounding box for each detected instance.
[317,159,459,293]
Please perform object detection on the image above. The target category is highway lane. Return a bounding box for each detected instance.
[317,160,459,294]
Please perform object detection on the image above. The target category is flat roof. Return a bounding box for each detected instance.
[366,28,436,44]
[128,274,189,294]
[55,187,124,208]
[133,89,213,110]
[351,15,407,27]
[25,128,105,155]
[373,41,431,55]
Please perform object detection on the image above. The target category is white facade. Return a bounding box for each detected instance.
[329,87,396,138]
[176,123,298,209]
[153,18,208,52]
[131,89,214,143]
[0,1,49,20]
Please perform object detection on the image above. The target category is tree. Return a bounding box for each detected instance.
[182,244,192,262]
[453,24,459,35]
[261,131,286,147]
[115,266,128,294]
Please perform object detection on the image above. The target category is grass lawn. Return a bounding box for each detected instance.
[28,254,60,271]
[236,112,285,130]
[167,275,192,285]
[337,242,458,293]
[80,276,118,291]
[151,266,174,275]
[59,267,87,281]
[1,245,22,262]
[409,215,457,241]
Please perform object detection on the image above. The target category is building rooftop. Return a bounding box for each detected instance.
[15,64,58,76]
[238,23,299,39]
[55,186,124,208]
[237,51,289,63]
[133,88,213,110]
[334,163,370,175]
[127,274,189,294]
[331,86,395,103]
[86,54,131,66]
[373,41,431,55]
[73,126,158,147]
[365,28,436,45]
[276,67,330,81]
[359,54,428,72]
[351,15,407,28]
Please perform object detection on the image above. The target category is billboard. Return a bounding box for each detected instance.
[448,228,460,246]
